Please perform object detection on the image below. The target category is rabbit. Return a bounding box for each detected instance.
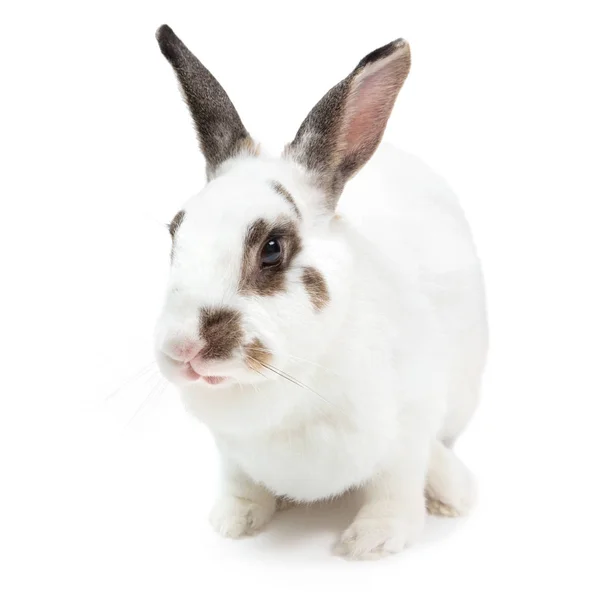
[153,24,487,560]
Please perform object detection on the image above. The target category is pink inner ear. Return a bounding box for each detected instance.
[341,57,407,162]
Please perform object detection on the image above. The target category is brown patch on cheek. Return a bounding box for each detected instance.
[244,338,272,370]
[302,266,330,311]
[239,218,302,297]
[199,307,243,360]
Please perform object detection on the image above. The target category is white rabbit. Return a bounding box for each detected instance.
[153,25,487,559]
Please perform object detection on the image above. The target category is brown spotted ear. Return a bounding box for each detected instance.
[156,25,258,180]
[284,39,411,209]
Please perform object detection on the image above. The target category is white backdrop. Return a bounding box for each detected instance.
[1,1,599,598]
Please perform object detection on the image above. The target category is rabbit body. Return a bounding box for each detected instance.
[154,25,486,557]
[179,145,486,504]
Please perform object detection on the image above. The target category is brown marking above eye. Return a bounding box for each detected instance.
[270,180,301,219]
[244,218,270,250]
[244,338,272,371]
[199,307,243,360]
[239,217,302,296]
[302,266,330,311]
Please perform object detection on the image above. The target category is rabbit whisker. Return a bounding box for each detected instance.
[286,354,338,375]
[246,359,269,380]
[125,373,169,428]
[252,359,341,412]
[103,361,158,403]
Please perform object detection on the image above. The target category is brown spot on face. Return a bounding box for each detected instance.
[244,218,270,250]
[199,307,243,361]
[244,338,272,370]
[239,217,302,296]
[168,210,185,262]
[168,210,186,237]
[270,180,301,219]
[302,266,330,311]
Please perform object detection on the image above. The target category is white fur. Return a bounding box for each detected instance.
[155,143,487,559]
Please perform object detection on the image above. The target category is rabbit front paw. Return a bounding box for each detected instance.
[334,500,425,560]
[209,495,276,538]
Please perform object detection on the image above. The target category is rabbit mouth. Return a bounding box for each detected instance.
[200,375,227,385]
[185,362,229,385]
[157,340,271,388]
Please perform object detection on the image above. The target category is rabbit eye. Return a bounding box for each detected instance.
[260,238,283,267]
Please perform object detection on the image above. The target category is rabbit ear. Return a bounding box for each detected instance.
[285,39,411,209]
[156,25,257,180]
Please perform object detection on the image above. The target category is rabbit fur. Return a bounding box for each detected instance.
[153,25,487,559]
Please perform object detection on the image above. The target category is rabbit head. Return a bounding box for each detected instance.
[153,25,410,390]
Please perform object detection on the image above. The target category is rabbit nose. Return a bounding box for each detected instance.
[163,339,202,363]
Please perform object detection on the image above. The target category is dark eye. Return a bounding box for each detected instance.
[260,238,283,267]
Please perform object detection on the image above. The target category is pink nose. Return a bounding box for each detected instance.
[165,340,202,363]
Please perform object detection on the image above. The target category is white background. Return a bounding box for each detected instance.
[2,1,599,598]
